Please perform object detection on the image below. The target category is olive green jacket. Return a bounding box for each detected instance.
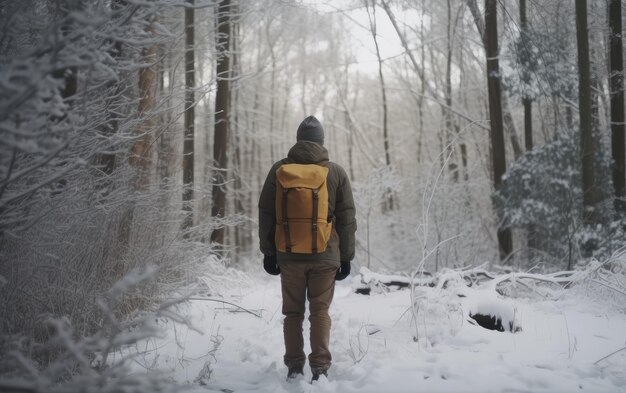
[258,141,357,266]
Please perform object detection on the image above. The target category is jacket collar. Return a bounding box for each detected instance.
[287,141,329,165]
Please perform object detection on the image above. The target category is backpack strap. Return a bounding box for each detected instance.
[311,188,319,254]
[282,188,292,253]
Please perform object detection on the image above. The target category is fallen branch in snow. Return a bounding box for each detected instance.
[355,264,584,296]
[354,267,434,295]
[589,279,626,297]
[183,298,262,318]
[594,343,626,365]
[488,271,576,293]
[194,329,224,385]
[356,265,501,295]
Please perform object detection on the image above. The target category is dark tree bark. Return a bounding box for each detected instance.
[119,14,158,248]
[52,0,77,101]
[519,0,537,256]
[467,0,522,161]
[520,0,533,151]
[575,0,599,225]
[609,0,625,212]
[231,6,247,252]
[182,0,195,234]
[485,0,512,260]
[49,1,78,194]
[444,0,458,181]
[94,0,127,177]
[130,19,157,189]
[210,0,231,247]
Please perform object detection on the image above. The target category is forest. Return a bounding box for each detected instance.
[0,0,625,392]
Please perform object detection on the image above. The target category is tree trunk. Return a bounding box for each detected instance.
[130,19,157,189]
[381,0,426,165]
[444,0,458,181]
[365,0,393,211]
[210,0,231,247]
[231,11,246,253]
[520,0,533,151]
[609,0,625,212]
[52,1,78,102]
[119,14,158,248]
[467,0,522,162]
[519,0,536,257]
[95,0,127,178]
[575,0,599,226]
[267,19,277,164]
[485,0,512,260]
[182,0,195,235]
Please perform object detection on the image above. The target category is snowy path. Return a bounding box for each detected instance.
[131,268,626,393]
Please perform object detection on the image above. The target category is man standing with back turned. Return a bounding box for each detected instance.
[258,115,357,382]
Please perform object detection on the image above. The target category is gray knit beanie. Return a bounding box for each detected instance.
[296,115,324,145]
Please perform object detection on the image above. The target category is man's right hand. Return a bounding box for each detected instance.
[263,254,280,275]
[335,261,351,280]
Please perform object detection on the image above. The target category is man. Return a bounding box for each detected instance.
[258,115,356,382]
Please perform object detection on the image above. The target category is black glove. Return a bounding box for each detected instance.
[335,261,351,281]
[263,254,280,276]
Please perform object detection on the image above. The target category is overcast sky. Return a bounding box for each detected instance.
[303,0,412,74]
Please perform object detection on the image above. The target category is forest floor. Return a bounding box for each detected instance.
[124,261,626,393]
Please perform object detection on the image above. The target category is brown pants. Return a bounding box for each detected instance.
[279,262,336,373]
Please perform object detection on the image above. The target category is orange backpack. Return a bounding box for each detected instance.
[275,163,332,254]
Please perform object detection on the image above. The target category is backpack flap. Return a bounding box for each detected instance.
[276,164,328,189]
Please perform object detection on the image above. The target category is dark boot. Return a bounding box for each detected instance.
[311,369,327,382]
[287,365,304,380]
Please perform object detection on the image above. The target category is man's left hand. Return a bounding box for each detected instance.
[263,254,280,275]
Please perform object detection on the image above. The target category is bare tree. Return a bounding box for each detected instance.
[380,0,426,165]
[120,13,158,248]
[365,0,393,210]
[608,0,625,212]
[575,0,599,227]
[484,0,512,260]
[520,0,533,151]
[231,5,247,253]
[210,0,232,247]
[467,0,522,161]
[94,0,129,179]
[130,17,158,190]
[182,0,195,234]
[443,0,463,181]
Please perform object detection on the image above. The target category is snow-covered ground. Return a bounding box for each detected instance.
[126,264,626,393]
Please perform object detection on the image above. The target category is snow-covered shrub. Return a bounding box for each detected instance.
[354,156,497,275]
[0,267,197,392]
[0,0,215,353]
[569,248,626,311]
[411,270,466,345]
[352,165,403,270]
[503,22,578,106]
[495,129,619,269]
